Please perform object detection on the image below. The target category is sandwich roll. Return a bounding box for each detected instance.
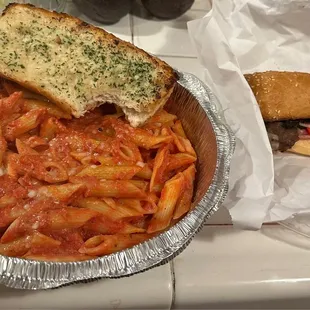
[245,71,310,156]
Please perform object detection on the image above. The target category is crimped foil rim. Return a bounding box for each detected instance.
[0,71,235,290]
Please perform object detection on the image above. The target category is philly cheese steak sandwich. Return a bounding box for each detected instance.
[245,71,310,156]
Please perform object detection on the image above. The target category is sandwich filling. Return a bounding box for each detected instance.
[266,120,310,152]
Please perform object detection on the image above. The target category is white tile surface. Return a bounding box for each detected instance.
[160,56,204,79]
[192,0,212,11]
[205,207,232,224]
[133,4,208,57]
[64,1,132,43]
[0,264,172,309]
[173,226,310,309]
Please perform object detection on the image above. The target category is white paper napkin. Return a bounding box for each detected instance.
[188,0,310,229]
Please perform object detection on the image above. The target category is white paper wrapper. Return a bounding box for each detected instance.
[188,0,310,229]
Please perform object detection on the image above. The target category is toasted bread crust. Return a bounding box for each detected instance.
[245,71,310,122]
[0,3,177,125]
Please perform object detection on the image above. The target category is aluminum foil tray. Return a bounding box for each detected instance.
[0,70,235,289]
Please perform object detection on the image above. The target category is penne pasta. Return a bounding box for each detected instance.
[77,197,142,220]
[31,232,61,247]
[119,141,142,162]
[128,180,149,191]
[118,199,149,214]
[88,180,147,199]
[4,108,47,141]
[23,99,72,119]
[77,165,142,180]
[1,207,99,243]
[79,233,151,256]
[146,110,177,125]
[0,195,16,208]
[150,145,170,192]
[172,120,187,138]
[40,117,62,141]
[0,235,32,256]
[37,183,85,203]
[15,139,39,155]
[173,164,196,219]
[166,153,197,172]
[132,130,173,149]
[135,164,153,180]
[147,173,185,233]
[0,87,197,260]
[101,197,117,209]
[0,91,23,119]
[85,216,145,235]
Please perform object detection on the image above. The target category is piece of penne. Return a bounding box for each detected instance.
[0,195,16,208]
[15,139,39,155]
[117,199,149,214]
[166,153,197,172]
[170,130,186,153]
[143,192,159,214]
[1,207,99,243]
[21,135,48,149]
[180,136,197,157]
[0,235,32,256]
[128,180,149,191]
[169,128,197,157]
[40,117,64,141]
[152,183,164,193]
[147,173,185,233]
[172,120,187,138]
[76,165,142,180]
[9,154,69,183]
[119,142,142,162]
[150,145,169,192]
[42,161,68,183]
[84,216,145,235]
[23,99,72,119]
[0,198,64,229]
[96,155,121,166]
[70,152,93,165]
[0,203,25,228]
[132,129,173,149]
[4,108,47,141]
[88,180,147,199]
[173,164,196,219]
[37,183,86,203]
[79,233,151,256]
[0,91,23,119]
[5,152,19,178]
[31,232,61,247]
[77,197,142,220]
[101,197,116,209]
[145,110,177,126]
[135,164,152,180]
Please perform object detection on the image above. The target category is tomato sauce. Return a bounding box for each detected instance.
[0,90,197,260]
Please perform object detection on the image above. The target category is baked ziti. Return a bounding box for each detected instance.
[0,80,197,262]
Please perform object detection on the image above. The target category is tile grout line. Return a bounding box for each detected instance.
[129,11,135,44]
[169,260,176,310]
